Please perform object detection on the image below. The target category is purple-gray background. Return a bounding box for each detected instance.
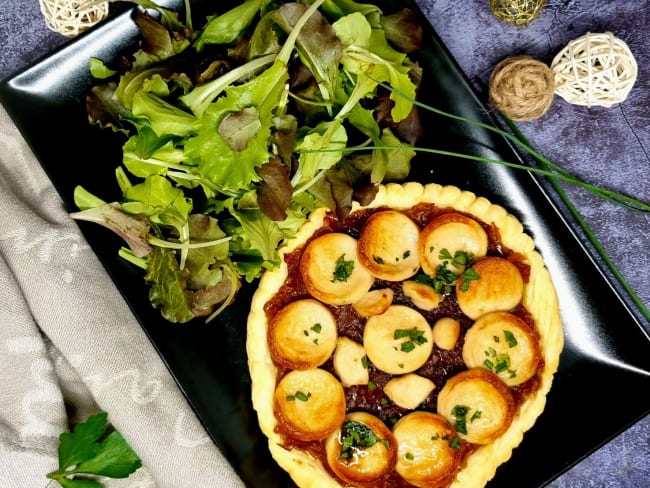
[1,0,648,486]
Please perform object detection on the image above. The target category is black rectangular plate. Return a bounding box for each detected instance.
[1,1,649,487]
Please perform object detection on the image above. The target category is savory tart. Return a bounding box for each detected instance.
[247,182,563,488]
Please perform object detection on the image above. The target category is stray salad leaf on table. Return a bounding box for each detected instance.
[46,412,141,488]
[72,0,423,323]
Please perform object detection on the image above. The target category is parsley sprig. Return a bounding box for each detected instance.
[340,421,386,460]
[46,412,141,488]
[415,248,480,294]
[394,327,428,352]
[331,254,354,283]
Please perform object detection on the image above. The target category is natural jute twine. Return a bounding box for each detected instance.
[39,0,109,38]
[489,0,547,27]
[551,32,638,108]
[489,55,555,121]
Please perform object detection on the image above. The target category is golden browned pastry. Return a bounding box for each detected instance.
[247,182,563,488]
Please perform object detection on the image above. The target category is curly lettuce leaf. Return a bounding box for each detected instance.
[184,61,288,191]
[145,247,194,323]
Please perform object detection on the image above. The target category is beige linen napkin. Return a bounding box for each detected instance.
[0,105,243,487]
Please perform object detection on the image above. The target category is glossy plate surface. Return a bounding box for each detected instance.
[1,1,649,486]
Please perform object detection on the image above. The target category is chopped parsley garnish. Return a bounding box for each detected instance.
[439,248,472,269]
[471,410,482,422]
[484,347,517,378]
[311,323,322,333]
[434,263,457,294]
[394,327,428,352]
[339,421,380,460]
[367,380,377,390]
[361,355,369,369]
[449,436,461,449]
[405,452,414,460]
[451,405,470,435]
[403,250,411,259]
[381,397,389,405]
[459,267,480,292]
[287,391,311,402]
[373,255,385,264]
[331,254,354,282]
[504,330,518,348]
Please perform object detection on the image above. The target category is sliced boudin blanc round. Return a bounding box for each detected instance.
[363,305,433,375]
[419,212,489,276]
[432,317,462,351]
[402,280,443,311]
[393,411,462,488]
[268,299,338,370]
[273,369,346,441]
[357,210,421,281]
[325,412,397,484]
[352,288,394,317]
[437,368,515,445]
[384,374,436,410]
[456,256,524,320]
[463,311,541,386]
[333,337,369,387]
[299,232,374,305]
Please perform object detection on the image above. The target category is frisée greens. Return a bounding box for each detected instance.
[72,0,424,323]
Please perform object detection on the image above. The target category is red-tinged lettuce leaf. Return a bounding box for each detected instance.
[218,106,262,151]
[271,2,342,103]
[256,158,292,221]
[375,86,424,145]
[145,247,195,323]
[86,83,131,133]
[353,182,379,206]
[132,11,190,67]
[271,114,298,166]
[69,203,153,258]
[380,8,423,53]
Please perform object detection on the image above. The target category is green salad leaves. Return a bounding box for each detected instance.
[74,0,423,323]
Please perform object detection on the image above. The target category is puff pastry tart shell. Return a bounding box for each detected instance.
[247,182,563,488]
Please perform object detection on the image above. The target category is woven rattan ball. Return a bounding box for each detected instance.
[39,0,109,38]
[551,32,638,108]
[489,55,555,121]
[490,0,546,27]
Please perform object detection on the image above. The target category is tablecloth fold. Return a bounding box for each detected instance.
[0,105,243,488]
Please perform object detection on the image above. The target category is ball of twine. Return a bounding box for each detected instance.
[489,55,555,121]
[551,32,638,108]
[39,0,109,38]
[489,0,547,27]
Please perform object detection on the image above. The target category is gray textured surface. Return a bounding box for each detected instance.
[420,2,650,484]
[0,0,648,486]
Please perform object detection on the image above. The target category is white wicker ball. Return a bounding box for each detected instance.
[39,0,109,38]
[551,32,638,108]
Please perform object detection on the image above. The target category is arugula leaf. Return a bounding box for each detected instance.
[47,412,141,488]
